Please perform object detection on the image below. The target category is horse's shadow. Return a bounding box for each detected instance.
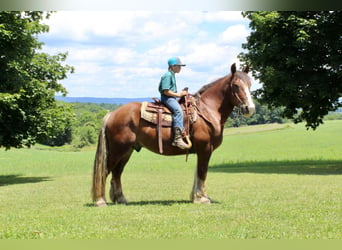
[84,199,220,207]
[0,174,52,186]
[84,200,191,207]
[126,200,191,206]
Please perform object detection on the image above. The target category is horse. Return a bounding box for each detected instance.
[92,63,255,206]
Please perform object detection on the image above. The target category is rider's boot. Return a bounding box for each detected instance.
[172,127,191,149]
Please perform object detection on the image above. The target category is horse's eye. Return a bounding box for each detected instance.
[232,84,239,92]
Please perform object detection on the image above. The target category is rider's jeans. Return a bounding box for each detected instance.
[161,95,184,131]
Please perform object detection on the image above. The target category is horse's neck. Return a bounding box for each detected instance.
[198,77,234,126]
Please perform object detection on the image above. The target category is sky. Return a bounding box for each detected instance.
[39,11,261,98]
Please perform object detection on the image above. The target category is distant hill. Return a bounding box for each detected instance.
[55,96,154,105]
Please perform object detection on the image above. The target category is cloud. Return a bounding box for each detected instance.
[44,11,150,41]
[220,24,250,44]
[185,43,237,66]
[40,11,257,98]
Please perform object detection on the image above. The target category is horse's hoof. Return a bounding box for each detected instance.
[116,196,127,205]
[95,198,107,207]
[193,196,211,204]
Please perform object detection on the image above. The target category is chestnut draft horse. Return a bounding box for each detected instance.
[92,63,255,206]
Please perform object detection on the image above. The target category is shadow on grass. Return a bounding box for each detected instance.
[0,174,52,186]
[86,198,223,207]
[209,159,342,175]
[126,200,191,206]
[84,200,216,207]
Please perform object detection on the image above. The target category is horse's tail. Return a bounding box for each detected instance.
[91,113,110,207]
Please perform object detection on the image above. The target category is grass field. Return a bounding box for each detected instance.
[0,120,341,239]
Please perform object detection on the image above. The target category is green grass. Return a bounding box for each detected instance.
[0,121,341,239]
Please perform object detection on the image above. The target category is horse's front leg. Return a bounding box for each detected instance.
[191,149,212,204]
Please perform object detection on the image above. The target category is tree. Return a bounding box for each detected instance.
[226,98,287,127]
[37,102,74,147]
[70,103,110,148]
[0,11,74,149]
[239,11,342,129]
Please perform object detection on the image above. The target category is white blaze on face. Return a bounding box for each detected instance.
[243,85,255,117]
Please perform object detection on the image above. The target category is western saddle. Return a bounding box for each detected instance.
[140,94,197,154]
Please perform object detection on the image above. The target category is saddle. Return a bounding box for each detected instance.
[140,95,197,154]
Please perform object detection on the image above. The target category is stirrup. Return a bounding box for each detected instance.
[172,136,192,149]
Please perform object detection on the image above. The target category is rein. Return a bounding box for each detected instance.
[193,74,240,127]
[192,94,215,127]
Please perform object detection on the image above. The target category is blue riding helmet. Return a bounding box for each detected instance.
[168,57,186,67]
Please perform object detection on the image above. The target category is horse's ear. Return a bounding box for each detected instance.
[243,64,250,73]
[231,63,236,74]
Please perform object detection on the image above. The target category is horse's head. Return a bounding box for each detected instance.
[228,63,255,117]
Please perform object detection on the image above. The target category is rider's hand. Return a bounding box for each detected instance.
[180,90,188,97]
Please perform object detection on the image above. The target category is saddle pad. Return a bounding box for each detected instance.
[141,102,173,127]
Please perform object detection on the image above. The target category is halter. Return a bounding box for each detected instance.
[229,76,245,107]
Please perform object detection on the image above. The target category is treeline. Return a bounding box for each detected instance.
[227,99,342,128]
[40,100,286,148]
[39,102,120,148]
[226,99,288,127]
[39,100,342,148]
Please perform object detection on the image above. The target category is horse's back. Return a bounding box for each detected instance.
[106,102,141,125]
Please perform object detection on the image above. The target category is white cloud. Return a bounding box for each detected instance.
[70,47,108,62]
[186,43,228,65]
[220,24,250,44]
[146,39,183,58]
[76,63,103,74]
[40,11,256,98]
[44,11,151,41]
[114,48,138,65]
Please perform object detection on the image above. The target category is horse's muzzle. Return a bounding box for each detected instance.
[240,103,255,118]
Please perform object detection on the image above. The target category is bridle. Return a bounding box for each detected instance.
[229,76,246,107]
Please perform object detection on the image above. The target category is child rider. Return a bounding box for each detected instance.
[158,57,190,149]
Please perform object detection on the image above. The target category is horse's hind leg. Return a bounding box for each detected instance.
[109,149,133,204]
